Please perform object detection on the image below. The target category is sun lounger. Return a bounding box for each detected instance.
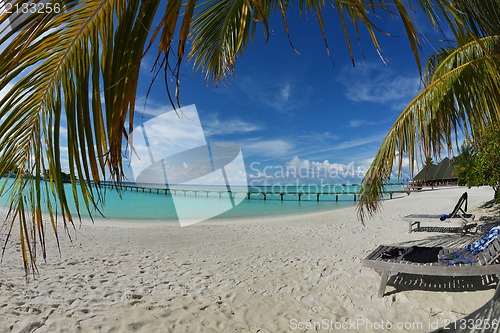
[362,233,500,297]
[404,192,476,234]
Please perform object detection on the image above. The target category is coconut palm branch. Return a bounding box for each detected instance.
[0,0,484,274]
[0,0,162,275]
[358,34,500,221]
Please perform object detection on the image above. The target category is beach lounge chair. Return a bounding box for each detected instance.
[362,230,500,297]
[404,192,476,234]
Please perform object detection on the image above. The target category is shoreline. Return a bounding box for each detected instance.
[76,186,460,228]
[56,188,414,228]
[0,178,407,223]
[0,185,498,332]
[85,200,360,228]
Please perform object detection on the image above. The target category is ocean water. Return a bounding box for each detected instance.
[0,178,404,222]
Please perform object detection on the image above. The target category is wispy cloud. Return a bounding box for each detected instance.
[203,113,263,136]
[133,99,264,137]
[346,118,392,128]
[347,119,367,128]
[236,73,311,112]
[337,61,420,110]
[293,133,386,159]
[134,96,175,118]
[332,134,386,150]
[240,138,294,158]
[235,129,386,168]
[296,131,340,142]
[280,83,291,102]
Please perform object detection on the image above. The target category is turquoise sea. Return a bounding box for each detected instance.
[0,178,404,222]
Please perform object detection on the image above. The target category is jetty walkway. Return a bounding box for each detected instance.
[106,184,410,202]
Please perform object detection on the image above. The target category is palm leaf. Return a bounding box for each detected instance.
[0,0,161,275]
[358,35,500,221]
[188,0,261,84]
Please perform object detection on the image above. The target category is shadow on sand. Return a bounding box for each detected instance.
[388,215,500,332]
[431,288,500,333]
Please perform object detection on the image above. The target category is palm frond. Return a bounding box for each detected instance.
[189,0,261,84]
[450,0,500,37]
[358,35,500,221]
[0,0,160,275]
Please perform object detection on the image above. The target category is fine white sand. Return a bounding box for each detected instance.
[0,186,498,332]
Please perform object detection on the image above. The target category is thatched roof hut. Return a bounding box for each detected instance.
[412,157,458,186]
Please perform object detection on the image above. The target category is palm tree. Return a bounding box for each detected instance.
[357,0,500,220]
[0,0,489,273]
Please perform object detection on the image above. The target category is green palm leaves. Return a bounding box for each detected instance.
[358,32,500,220]
[189,0,261,84]
[1,0,161,274]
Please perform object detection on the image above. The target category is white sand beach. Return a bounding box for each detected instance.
[0,186,499,333]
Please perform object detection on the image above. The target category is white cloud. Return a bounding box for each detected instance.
[237,131,384,164]
[236,74,311,112]
[58,146,70,172]
[248,156,369,184]
[337,61,421,110]
[240,138,294,158]
[297,131,339,142]
[277,155,413,184]
[286,156,367,181]
[280,83,291,102]
[301,133,386,157]
[203,114,263,136]
[134,100,264,137]
[347,119,367,128]
[134,97,175,118]
[346,118,393,129]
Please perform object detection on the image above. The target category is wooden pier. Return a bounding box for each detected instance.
[104,184,410,202]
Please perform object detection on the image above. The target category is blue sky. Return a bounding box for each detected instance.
[132,6,447,186]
